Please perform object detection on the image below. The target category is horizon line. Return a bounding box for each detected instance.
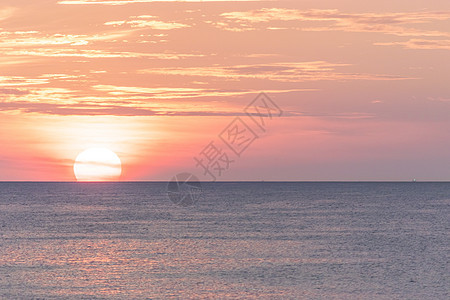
[0,180,448,183]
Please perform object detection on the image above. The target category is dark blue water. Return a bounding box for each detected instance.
[0,182,448,299]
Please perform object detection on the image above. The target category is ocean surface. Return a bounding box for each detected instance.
[0,182,448,299]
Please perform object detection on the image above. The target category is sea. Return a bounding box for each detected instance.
[0,182,448,299]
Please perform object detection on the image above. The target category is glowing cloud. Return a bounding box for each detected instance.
[59,0,262,4]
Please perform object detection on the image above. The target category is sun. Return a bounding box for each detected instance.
[74,148,122,181]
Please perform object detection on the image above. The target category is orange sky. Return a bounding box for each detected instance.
[1,0,450,181]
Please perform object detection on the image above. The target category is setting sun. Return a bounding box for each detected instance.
[73,148,122,181]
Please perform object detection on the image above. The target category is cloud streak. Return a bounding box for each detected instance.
[0,99,277,117]
[2,48,203,59]
[0,76,48,87]
[93,84,310,99]
[376,39,450,50]
[0,7,15,21]
[59,0,262,5]
[219,8,450,37]
[104,16,189,30]
[0,82,307,116]
[0,30,131,47]
[0,88,29,95]
[139,61,413,82]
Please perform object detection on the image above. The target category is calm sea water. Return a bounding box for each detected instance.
[0,182,448,299]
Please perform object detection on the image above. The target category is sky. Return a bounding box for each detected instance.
[1,0,450,181]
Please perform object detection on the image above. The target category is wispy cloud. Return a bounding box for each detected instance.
[427,96,450,102]
[92,84,309,99]
[0,7,15,21]
[139,61,413,82]
[376,39,450,50]
[0,81,306,116]
[104,15,189,30]
[0,76,48,87]
[1,48,203,59]
[59,0,262,5]
[219,8,450,37]
[222,8,450,24]
[0,88,29,95]
[0,17,199,64]
[0,30,131,47]
[0,100,245,117]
